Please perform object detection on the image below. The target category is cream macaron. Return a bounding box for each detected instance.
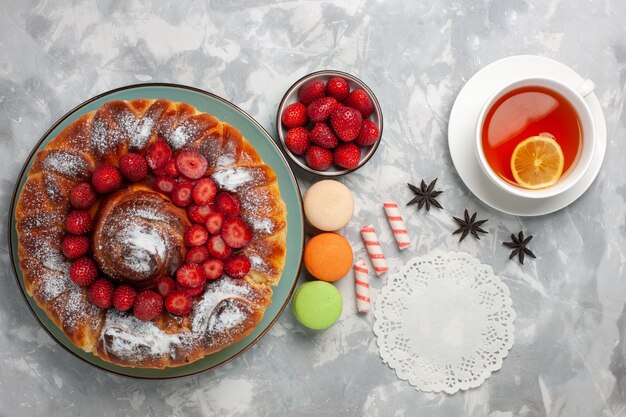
[303,180,354,231]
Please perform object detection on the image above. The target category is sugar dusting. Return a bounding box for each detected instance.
[118,223,166,274]
[167,120,200,149]
[42,151,90,180]
[37,269,72,302]
[100,277,255,361]
[102,311,185,359]
[248,217,274,234]
[212,168,253,191]
[114,111,156,150]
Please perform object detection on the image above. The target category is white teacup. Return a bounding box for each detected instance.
[475,77,596,199]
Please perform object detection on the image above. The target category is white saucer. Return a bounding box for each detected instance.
[448,55,607,216]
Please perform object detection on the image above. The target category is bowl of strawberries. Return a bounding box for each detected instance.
[276,70,383,176]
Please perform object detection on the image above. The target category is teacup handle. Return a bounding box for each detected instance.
[577,79,595,98]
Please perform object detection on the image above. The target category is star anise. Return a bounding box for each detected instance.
[503,231,537,265]
[407,179,443,211]
[452,209,488,242]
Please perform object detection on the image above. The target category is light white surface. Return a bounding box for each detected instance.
[448,55,607,215]
[2,1,626,416]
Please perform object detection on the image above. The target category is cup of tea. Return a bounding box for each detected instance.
[475,77,596,199]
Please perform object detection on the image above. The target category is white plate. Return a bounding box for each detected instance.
[448,55,607,216]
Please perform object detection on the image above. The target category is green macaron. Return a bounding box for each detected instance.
[292,281,343,330]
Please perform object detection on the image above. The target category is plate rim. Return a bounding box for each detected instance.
[7,82,304,380]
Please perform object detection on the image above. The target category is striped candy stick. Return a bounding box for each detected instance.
[383,202,411,250]
[361,224,389,276]
[354,260,370,313]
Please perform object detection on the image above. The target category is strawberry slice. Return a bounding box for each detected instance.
[155,276,176,297]
[184,224,209,247]
[205,211,224,235]
[187,204,213,224]
[202,259,224,280]
[146,140,172,170]
[176,150,208,180]
[215,191,241,217]
[206,235,232,260]
[176,263,205,288]
[221,217,252,249]
[224,255,251,279]
[178,281,206,297]
[186,246,210,264]
[165,290,193,315]
[192,178,218,205]
[171,182,194,207]
[165,158,180,177]
[154,176,176,195]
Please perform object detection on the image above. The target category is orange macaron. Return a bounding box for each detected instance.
[304,233,353,282]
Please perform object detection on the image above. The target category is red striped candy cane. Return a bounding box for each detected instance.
[361,224,388,276]
[354,260,370,313]
[383,202,411,250]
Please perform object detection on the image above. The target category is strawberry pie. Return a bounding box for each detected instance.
[15,99,287,368]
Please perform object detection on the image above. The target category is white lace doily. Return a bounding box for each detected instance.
[373,251,515,394]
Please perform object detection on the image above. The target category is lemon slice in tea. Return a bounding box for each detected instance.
[510,135,565,189]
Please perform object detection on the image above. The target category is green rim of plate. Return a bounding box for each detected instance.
[8,83,304,379]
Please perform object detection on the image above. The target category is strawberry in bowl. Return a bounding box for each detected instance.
[276,70,383,176]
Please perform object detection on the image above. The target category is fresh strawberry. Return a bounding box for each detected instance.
[202,259,224,280]
[171,182,194,207]
[155,276,176,297]
[88,278,114,308]
[178,281,206,297]
[187,204,213,224]
[69,182,97,209]
[61,234,89,259]
[186,246,210,264]
[307,97,338,123]
[326,77,350,101]
[206,235,232,260]
[146,140,172,170]
[333,142,361,169]
[205,211,224,235]
[176,263,205,288]
[165,158,180,177]
[184,224,209,247]
[69,256,98,287]
[305,146,333,171]
[119,152,148,182]
[112,284,137,311]
[344,89,374,118]
[221,217,252,249]
[281,103,308,128]
[330,106,362,142]
[154,175,176,195]
[224,255,251,279]
[308,122,339,149]
[297,79,326,105]
[355,119,380,147]
[284,127,310,155]
[91,164,122,194]
[176,150,208,180]
[192,178,217,205]
[165,290,192,315]
[65,210,92,235]
[133,290,163,321]
[214,191,240,217]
